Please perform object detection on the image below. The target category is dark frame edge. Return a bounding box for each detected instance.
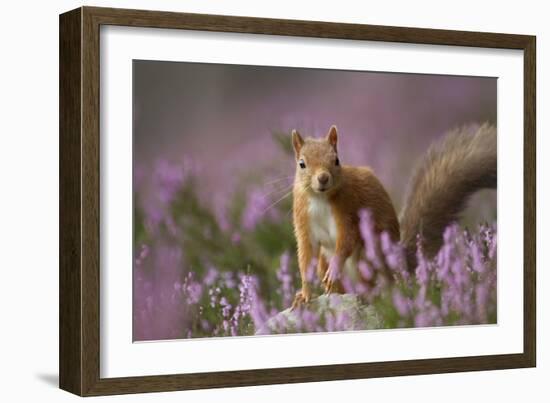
[82,5,533,48]
[81,5,102,397]
[59,6,84,396]
[59,5,537,396]
[85,353,532,396]
[523,36,536,368]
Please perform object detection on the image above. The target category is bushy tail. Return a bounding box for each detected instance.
[399,123,497,268]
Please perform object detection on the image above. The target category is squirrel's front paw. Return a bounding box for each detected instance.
[323,256,342,293]
[291,287,312,310]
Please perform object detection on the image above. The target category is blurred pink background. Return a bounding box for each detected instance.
[133,60,496,212]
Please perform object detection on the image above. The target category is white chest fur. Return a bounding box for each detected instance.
[308,197,338,253]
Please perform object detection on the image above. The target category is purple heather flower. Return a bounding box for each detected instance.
[217,295,235,327]
[470,240,484,273]
[153,159,187,204]
[241,188,281,230]
[185,281,203,305]
[358,209,383,269]
[414,310,432,328]
[222,271,236,288]
[209,287,220,308]
[393,290,412,317]
[204,266,219,286]
[231,231,241,244]
[342,276,357,294]
[249,286,270,330]
[276,252,294,308]
[415,248,430,287]
[306,257,318,284]
[358,260,373,281]
[237,273,254,315]
[380,231,405,273]
[133,172,497,338]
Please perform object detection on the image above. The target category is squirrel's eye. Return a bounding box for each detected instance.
[335,157,340,166]
[299,159,306,169]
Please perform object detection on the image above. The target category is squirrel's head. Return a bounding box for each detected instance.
[292,125,342,195]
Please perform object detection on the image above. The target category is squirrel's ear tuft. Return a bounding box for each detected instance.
[327,125,338,151]
[292,130,304,158]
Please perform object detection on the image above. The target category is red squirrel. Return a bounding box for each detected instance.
[291,124,497,307]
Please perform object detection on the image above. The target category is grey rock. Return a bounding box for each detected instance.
[256,293,384,335]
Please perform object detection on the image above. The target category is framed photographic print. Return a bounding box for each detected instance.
[59,6,536,396]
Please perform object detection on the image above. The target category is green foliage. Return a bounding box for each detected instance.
[135,174,299,309]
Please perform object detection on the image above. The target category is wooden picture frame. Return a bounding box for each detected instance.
[59,6,536,396]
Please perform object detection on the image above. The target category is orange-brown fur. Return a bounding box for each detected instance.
[399,123,497,265]
[291,124,496,308]
[291,126,399,306]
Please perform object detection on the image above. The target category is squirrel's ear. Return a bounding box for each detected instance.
[327,125,338,151]
[292,130,304,158]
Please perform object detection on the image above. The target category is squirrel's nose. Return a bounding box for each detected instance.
[318,173,329,185]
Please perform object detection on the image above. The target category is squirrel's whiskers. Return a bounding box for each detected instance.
[259,189,294,217]
[261,175,294,187]
[259,182,294,201]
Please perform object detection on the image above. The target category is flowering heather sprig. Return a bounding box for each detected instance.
[248,279,271,331]
[276,252,294,308]
[306,257,319,284]
[153,159,189,205]
[358,209,383,269]
[221,271,237,289]
[209,287,221,308]
[237,272,254,316]
[136,158,201,237]
[241,188,281,230]
[203,266,219,287]
[133,158,497,339]
[415,234,431,287]
[392,290,413,317]
[182,272,203,305]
